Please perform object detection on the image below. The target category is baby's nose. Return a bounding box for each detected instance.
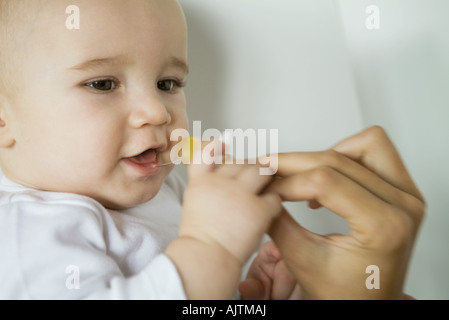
[128,97,171,128]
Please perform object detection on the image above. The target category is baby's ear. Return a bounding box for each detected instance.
[0,94,15,148]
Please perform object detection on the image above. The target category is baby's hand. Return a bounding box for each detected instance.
[239,241,302,300]
[166,140,282,299]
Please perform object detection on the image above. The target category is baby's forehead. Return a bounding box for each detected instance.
[11,0,183,31]
[29,1,185,48]
[1,0,187,83]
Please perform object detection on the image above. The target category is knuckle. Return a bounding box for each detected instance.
[397,191,427,223]
[309,166,338,189]
[367,125,387,137]
[364,125,389,144]
[319,149,343,168]
[408,197,426,222]
[288,178,305,199]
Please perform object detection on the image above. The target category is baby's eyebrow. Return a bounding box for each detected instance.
[167,56,190,75]
[67,55,189,74]
[68,55,133,72]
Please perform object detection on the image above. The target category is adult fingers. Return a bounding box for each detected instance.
[269,150,424,221]
[266,167,412,245]
[331,126,424,202]
[269,208,323,266]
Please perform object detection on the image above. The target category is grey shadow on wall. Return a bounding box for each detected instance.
[181,3,229,132]
[173,3,229,181]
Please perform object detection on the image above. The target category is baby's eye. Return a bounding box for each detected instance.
[85,79,119,92]
[157,79,185,92]
[157,80,175,92]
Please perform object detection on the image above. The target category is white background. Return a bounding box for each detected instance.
[178,0,449,299]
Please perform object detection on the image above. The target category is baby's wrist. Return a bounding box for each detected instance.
[177,234,243,272]
[166,236,242,299]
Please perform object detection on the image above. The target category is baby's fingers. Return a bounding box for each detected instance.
[215,161,275,195]
[186,139,224,176]
[272,261,302,300]
[238,165,274,194]
[239,279,267,300]
[259,192,283,220]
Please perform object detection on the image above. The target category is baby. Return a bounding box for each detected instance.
[0,0,283,299]
[0,0,426,300]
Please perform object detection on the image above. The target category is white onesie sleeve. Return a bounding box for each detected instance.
[87,255,186,300]
[0,175,186,300]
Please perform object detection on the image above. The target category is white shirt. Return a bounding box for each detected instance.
[0,171,187,300]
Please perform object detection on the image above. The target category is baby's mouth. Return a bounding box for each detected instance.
[128,149,158,164]
[123,149,161,175]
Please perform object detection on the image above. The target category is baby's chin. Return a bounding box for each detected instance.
[4,163,169,210]
[75,164,173,210]
[93,189,160,211]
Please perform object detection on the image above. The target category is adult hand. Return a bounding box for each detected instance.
[266,126,425,299]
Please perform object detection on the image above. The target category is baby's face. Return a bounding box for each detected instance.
[1,0,189,209]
